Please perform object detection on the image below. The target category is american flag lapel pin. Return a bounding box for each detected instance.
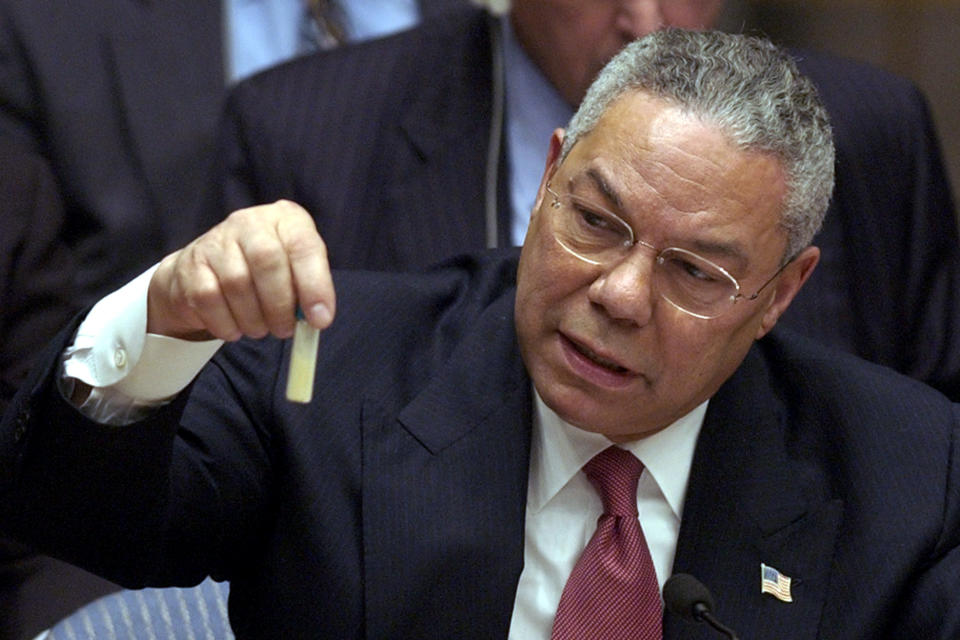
[760,563,793,602]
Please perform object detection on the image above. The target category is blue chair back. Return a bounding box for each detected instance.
[45,577,233,639]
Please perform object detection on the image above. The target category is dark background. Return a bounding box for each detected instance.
[719,0,960,218]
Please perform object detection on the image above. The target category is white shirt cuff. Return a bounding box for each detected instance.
[63,264,223,407]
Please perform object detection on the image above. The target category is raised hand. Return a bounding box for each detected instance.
[147,200,335,341]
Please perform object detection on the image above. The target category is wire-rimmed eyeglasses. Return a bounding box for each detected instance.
[545,184,790,319]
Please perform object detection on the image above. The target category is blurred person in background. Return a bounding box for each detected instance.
[0,0,467,305]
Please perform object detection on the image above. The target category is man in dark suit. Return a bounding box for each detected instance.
[0,148,120,640]
[0,0,465,304]
[2,30,958,639]
[206,1,960,400]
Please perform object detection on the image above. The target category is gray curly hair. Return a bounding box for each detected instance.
[561,29,835,260]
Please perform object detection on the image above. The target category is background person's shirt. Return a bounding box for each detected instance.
[225,0,421,83]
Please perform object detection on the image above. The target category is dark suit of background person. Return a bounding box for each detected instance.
[0,251,957,638]
[0,148,118,640]
[205,6,960,400]
[0,0,466,306]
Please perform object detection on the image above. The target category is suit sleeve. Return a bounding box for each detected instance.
[891,403,960,637]
[0,322,282,589]
[0,151,81,415]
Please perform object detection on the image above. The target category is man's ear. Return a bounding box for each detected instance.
[530,129,565,222]
[755,245,820,339]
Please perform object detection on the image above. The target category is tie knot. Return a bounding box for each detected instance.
[583,446,643,517]
[304,0,346,50]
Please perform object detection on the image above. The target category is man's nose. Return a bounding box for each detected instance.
[616,0,667,39]
[587,249,657,326]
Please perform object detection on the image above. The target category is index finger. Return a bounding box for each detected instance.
[275,201,336,329]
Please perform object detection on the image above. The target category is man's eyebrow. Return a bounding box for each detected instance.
[584,167,625,211]
[687,237,746,260]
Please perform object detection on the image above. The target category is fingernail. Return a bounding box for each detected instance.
[307,303,332,327]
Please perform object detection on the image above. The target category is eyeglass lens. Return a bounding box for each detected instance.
[549,188,739,318]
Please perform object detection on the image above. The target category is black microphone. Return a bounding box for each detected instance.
[663,573,741,640]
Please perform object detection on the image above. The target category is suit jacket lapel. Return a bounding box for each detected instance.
[108,0,224,249]
[361,291,532,638]
[666,342,843,640]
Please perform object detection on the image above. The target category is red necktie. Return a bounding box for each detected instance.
[551,446,663,640]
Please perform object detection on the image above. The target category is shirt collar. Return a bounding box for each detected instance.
[528,389,707,521]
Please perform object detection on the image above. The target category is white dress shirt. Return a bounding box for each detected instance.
[507,393,705,638]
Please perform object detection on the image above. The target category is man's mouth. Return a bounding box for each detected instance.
[572,342,629,373]
[564,335,633,375]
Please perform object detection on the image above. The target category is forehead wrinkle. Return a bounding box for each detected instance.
[651,124,789,223]
[643,158,709,215]
[642,112,741,211]
[654,123,728,172]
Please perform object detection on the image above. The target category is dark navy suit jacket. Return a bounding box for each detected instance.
[1,251,958,639]
[206,8,960,400]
